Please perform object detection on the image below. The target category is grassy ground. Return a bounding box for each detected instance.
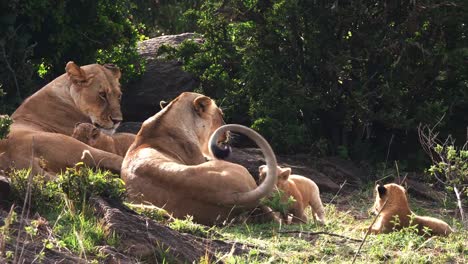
[205,187,466,264]
[2,167,466,263]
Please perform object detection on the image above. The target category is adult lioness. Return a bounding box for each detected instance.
[122,92,278,225]
[72,123,135,157]
[370,183,453,236]
[0,62,124,176]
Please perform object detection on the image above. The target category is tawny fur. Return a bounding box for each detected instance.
[259,165,326,225]
[370,183,453,236]
[0,62,124,176]
[72,123,135,157]
[121,92,278,225]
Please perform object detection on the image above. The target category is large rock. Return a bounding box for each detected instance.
[122,33,203,122]
[226,148,341,193]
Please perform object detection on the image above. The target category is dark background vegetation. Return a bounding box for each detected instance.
[1,0,467,169]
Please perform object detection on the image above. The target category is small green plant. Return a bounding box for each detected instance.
[419,123,468,223]
[169,216,212,238]
[0,115,12,139]
[8,164,125,256]
[260,189,296,217]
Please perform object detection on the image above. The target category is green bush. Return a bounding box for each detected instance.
[8,164,125,255]
[170,0,468,164]
[0,115,12,139]
[0,0,148,112]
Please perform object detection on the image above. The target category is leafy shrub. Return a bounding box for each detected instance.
[0,115,12,139]
[9,164,125,213]
[0,0,148,112]
[260,189,296,217]
[172,0,468,164]
[8,164,125,254]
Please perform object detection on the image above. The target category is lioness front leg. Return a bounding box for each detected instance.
[17,132,123,174]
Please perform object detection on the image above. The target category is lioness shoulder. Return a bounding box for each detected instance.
[370,183,453,236]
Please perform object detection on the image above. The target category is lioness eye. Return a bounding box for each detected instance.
[99,91,107,100]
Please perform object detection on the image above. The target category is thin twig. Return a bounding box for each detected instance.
[327,180,347,206]
[352,199,388,264]
[14,137,35,263]
[453,186,465,223]
[278,230,362,243]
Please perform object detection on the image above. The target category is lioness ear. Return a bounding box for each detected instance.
[377,185,387,198]
[279,167,292,180]
[258,165,267,175]
[193,95,212,115]
[65,61,87,85]
[160,100,168,109]
[103,64,121,80]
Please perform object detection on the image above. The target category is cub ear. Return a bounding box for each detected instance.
[90,127,100,140]
[103,63,121,80]
[193,95,212,115]
[65,61,87,85]
[74,122,83,129]
[377,185,387,198]
[279,167,292,180]
[258,165,267,175]
[160,100,168,109]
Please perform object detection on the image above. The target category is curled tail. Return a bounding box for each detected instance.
[209,124,278,206]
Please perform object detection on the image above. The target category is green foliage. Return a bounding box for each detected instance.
[427,144,468,197]
[169,216,213,238]
[9,165,125,212]
[171,0,468,162]
[0,0,148,112]
[8,165,125,255]
[260,189,296,217]
[0,114,12,139]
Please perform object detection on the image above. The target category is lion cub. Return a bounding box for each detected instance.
[72,123,135,157]
[370,183,453,236]
[259,165,326,225]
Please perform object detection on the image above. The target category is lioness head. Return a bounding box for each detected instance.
[160,92,226,156]
[259,165,292,188]
[66,61,123,133]
[372,183,408,214]
[72,123,101,146]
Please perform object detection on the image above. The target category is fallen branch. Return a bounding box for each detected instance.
[90,196,252,263]
[278,230,362,243]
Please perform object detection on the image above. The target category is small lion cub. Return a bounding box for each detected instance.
[370,183,453,236]
[72,123,135,157]
[259,165,326,225]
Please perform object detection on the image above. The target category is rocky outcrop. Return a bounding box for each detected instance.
[122,33,202,122]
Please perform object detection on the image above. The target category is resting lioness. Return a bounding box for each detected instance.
[121,92,279,225]
[370,183,453,236]
[0,62,124,176]
[259,165,326,225]
[72,123,135,157]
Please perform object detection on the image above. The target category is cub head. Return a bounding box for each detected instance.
[372,183,408,214]
[72,122,101,146]
[66,61,123,133]
[259,165,292,188]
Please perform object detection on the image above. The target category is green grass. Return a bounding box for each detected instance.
[3,167,466,263]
